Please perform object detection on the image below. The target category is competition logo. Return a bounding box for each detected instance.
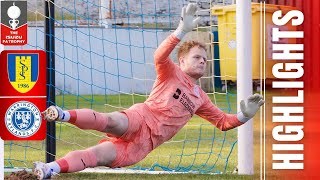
[0,1,27,45]
[7,53,39,93]
[5,101,41,138]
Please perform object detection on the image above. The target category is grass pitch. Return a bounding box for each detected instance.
[4,93,264,179]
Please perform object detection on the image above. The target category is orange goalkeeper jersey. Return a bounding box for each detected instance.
[129,34,243,149]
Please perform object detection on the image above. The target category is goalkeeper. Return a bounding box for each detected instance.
[34,3,264,179]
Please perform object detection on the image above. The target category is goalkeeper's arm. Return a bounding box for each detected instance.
[196,94,264,131]
[154,3,200,79]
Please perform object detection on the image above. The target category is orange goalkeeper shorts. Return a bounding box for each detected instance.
[99,107,153,168]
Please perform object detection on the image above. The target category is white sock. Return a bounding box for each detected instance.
[47,161,61,174]
[60,111,70,122]
[56,107,70,122]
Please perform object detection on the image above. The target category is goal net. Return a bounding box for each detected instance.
[3,0,240,174]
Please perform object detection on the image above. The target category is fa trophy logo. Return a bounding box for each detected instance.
[0,1,27,45]
[7,2,21,30]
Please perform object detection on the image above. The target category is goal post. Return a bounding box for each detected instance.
[236,0,253,175]
[45,0,56,164]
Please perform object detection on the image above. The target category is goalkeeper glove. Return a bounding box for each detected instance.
[237,93,265,123]
[174,3,201,40]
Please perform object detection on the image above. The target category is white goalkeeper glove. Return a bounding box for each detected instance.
[174,3,201,40]
[237,93,265,123]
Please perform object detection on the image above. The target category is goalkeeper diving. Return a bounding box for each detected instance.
[33,3,264,179]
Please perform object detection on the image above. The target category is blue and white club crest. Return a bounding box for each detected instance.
[5,101,41,138]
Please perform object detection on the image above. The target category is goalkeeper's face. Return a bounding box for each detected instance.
[180,46,207,81]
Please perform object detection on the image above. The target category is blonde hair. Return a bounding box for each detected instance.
[177,41,207,60]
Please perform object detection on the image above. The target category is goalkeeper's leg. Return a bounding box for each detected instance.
[34,138,152,179]
[42,106,128,137]
[34,141,117,179]
[34,108,152,179]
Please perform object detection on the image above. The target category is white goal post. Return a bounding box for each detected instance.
[237,0,254,175]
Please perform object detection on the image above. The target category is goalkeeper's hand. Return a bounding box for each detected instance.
[237,94,265,122]
[174,3,200,39]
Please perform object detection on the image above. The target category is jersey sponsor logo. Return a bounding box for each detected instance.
[5,101,42,138]
[173,88,195,115]
[7,53,39,93]
[173,88,181,99]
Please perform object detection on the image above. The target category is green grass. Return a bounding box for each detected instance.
[3,172,257,180]
[27,11,77,21]
[56,173,256,180]
[3,93,257,179]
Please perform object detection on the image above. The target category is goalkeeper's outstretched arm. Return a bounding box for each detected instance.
[196,94,264,131]
[154,3,200,80]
